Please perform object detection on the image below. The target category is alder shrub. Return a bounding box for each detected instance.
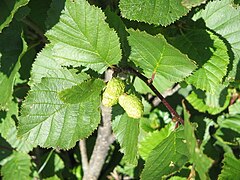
[0,0,240,179]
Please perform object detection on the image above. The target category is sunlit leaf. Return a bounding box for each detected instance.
[128,30,196,84]
[219,153,240,179]
[181,0,206,9]
[0,101,34,153]
[193,0,240,81]
[218,114,240,133]
[229,99,240,115]
[29,44,62,86]
[112,113,140,165]
[58,79,104,104]
[119,0,189,26]
[18,69,101,149]
[139,124,171,160]
[46,0,121,73]
[181,30,229,92]
[186,86,231,115]
[1,151,32,180]
[141,128,188,179]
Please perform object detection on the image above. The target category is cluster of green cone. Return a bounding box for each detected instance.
[102,78,144,119]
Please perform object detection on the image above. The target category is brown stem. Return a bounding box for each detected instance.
[21,17,48,43]
[119,67,184,125]
[0,145,13,151]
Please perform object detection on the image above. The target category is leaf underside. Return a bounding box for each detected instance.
[29,44,62,86]
[0,101,34,153]
[18,69,102,149]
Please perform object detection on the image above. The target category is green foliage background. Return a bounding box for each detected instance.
[0,0,240,179]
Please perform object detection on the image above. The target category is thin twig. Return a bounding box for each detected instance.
[118,67,184,125]
[82,105,115,180]
[0,145,13,151]
[162,84,181,98]
[152,84,181,106]
[79,139,89,173]
[21,17,48,43]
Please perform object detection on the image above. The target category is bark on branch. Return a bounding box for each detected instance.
[82,105,115,180]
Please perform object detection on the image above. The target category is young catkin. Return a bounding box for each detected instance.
[118,94,144,119]
[102,78,125,107]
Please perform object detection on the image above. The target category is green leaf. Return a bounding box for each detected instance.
[27,0,52,31]
[181,0,206,9]
[0,21,27,109]
[18,69,101,149]
[141,128,189,180]
[39,152,65,178]
[59,79,104,104]
[217,114,240,133]
[0,135,12,165]
[105,8,130,61]
[186,86,231,115]
[0,0,29,32]
[184,107,213,179]
[119,0,189,26]
[0,101,34,153]
[182,30,229,92]
[219,153,240,179]
[169,176,187,180]
[112,113,140,165]
[29,44,62,86]
[1,151,32,180]
[128,30,196,84]
[200,118,216,151]
[46,0,121,73]
[45,0,65,30]
[139,124,171,160]
[214,129,238,153]
[229,99,240,115]
[193,0,240,81]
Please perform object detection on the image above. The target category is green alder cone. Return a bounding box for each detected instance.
[119,94,144,119]
[102,78,125,107]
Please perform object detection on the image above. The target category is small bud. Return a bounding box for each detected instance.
[118,94,144,119]
[102,78,125,107]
